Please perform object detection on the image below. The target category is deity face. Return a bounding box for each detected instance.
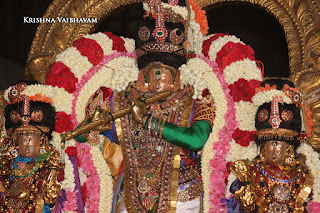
[262,140,289,166]
[146,63,175,93]
[13,126,43,158]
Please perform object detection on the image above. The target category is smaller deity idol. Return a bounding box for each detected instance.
[0,82,62,212]
[229,79,314,213]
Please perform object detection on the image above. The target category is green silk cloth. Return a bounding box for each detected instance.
[75,120,212,151]
[162,120,211,151]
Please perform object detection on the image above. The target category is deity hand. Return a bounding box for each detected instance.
[92,106,113,132]
[131,98,147,124]
[230,160,256,212]
[42,168,62,205]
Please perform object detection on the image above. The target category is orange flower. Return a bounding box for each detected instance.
[281,83,297,93]
[29,94,54,105]
[255,84,277,93]
[304,101,314,138]
[7,94,53,105]
[189,0,209,36]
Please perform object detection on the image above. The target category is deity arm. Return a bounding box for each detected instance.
[161,120,211,151]
[139,93,215,151]
[41,150,62,205]
[73,87,114,143]
[229,160,257,212]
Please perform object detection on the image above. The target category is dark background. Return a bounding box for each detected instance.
[0,1,289,90]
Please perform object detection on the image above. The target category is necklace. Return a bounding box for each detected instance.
[129,114,168,211]
[0,152,49,179]
[254,161,299,184]
[0,161,40,212]
[118,87,192,212]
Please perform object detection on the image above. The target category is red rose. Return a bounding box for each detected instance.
[81,183,87,204]
[55,111,74,133]
[73,37,104,65]
[229,79,261,102]
[232,128,255,147]
[217,42,255,70]
[104,32,127,53]
[46,62,78,93]
[65,146,78,157]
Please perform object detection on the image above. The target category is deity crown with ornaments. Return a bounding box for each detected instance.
[229,78,320,213]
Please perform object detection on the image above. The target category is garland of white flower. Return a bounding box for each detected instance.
[74,55,139,123]
[251,89,292,107]
[180,57,228,212]
[180,58,214,99]
[50,32,138,211]
[206,35,244,62]
[188,9,205,55]
[83,33,136,55]
[235,101,257,131]
[204,34,264,212]
[297,142,320,202]
[90,141,113,212]
[223,59,262,85]
[56,47,92,80]
[61,149,76,191]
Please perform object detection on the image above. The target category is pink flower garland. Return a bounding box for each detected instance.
[76,142,100,212]
[308,202,320,212]
[198,55,238,212]
[63,188,79,211]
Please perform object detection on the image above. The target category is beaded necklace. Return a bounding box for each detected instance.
[254,161,300,184]
[0,152,50,179]
[0,160,42,212]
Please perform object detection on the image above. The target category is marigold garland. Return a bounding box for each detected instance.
[189,0,208,36]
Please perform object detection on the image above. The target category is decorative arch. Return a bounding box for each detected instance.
[26,0,320,148]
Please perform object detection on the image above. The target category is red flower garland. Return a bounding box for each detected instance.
[81,184,87,204]
[73,37,104,65]
[104,32,127,53]
[216,42,255,71]
[46,61,78,93]
[232,128,255,147]
[65,146,78,157]
[55,111,74,133]
[228,78,261,102]
[202,33,226,57]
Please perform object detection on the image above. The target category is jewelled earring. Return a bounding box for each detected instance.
[40,135,48,154]
[285,145,295,166]
[40,135,48,146]
[144,74,148,87]
[8,146,18,158]
[40,146,46,154]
